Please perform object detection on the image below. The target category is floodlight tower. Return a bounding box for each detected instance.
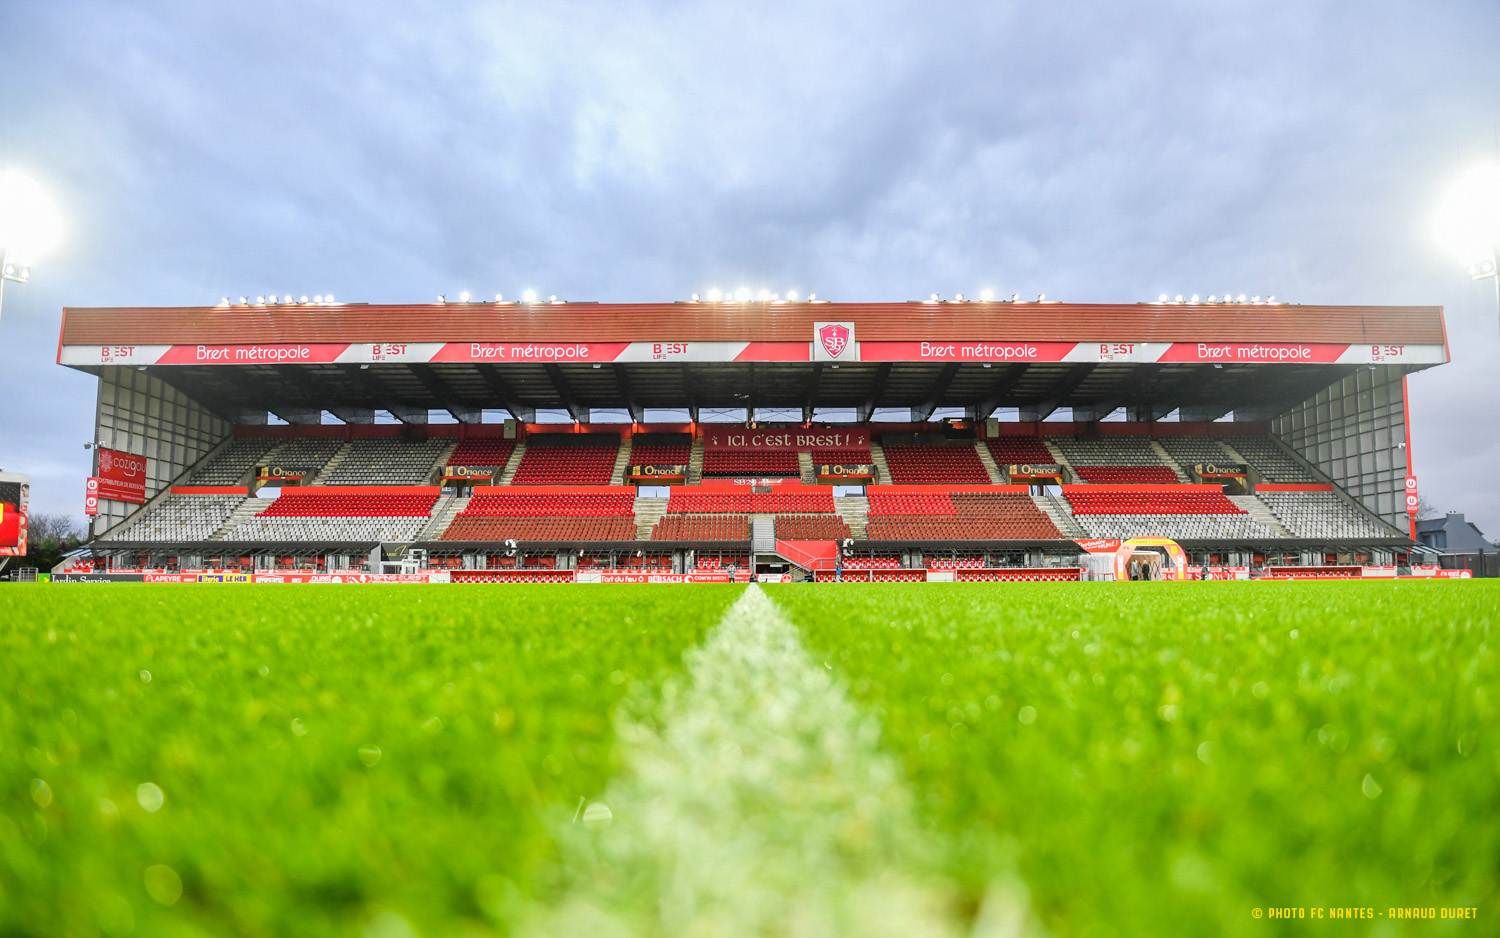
[1437,163,1500,334]
[0,169,62,335]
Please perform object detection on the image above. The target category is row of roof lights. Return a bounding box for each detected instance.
[219,295,336,307]
[690,288,820,303]
[439,291,565,304]
[1155,294,1281,305]
[925,292,1052,303]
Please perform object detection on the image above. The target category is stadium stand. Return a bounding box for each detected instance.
[219,488,440,542]
[810,446,873,464]
[984,438,1055,466]
[258,437,345,477]
[866,490,1062,540]
[511,434,619,484]
[701,449,800,477]
[440,489,636,541]
[321,438,451,485]
[774,515,851,540]
[881,443,991,484]
[1156,435,1238,469]
[1258,491,1397,539]
[1063,487,1280,540]
[652,515,751,541]
[629,433,693,465]
[1072,466,1180,484]
[446,438,517,469]
[664,488,836,513]
[1221,435,1321,482]
[1053,435,1173,468]
[190,438,284,484]
[101,493,246,541]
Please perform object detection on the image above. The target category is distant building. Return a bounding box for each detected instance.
[1416,512,1496,554]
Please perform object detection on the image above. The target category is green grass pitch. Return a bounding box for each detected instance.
[2,581,1495,936]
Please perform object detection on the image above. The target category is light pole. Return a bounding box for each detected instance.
[1468,252,1500,332]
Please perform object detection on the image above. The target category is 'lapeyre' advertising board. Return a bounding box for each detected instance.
[59,339,1449,366]
[96,447,147,503]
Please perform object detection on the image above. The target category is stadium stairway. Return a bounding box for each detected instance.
[311,442,354,485]
[687,438,705,483]
[869,441,892,485]
[416,495,465,541]
[973,441,1005,483]
[1042,438,1072,473]
[751,518,776,553]
[497,442,526,484]
[610,438,633,485]
[632,496,669,539]
[1227,495,1292,536]
[1034,494,1087,538]
[209,498,272,540]
[833,495,869,538]
[1149,440,1192,482]
[798,451,816,484]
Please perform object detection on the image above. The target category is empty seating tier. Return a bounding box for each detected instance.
[774,515,852,540]
[1070,513,1281,541]
[666,489,836,513]
[441,517,636,541]
[257,490,439,517]
[1157,436,1237,468]
[651,515,751,541]
[321,438,451,485]
[701,450,800,477]
[1064,490,1244,515]
[881,445,991,484]
[190,438,285,485]
[102,494,247,542]
[447,438,517,468]
[461,492,635,517]
[985,438,1055,465]
[1258,492,1397,539]
[865,491,1061,540]
[629,434,693,465]
[511,434,620,485]
[1221,436,1320,482]
[1073,466,1180,484]
[1052,436,1172,469]
[810,446,873,464]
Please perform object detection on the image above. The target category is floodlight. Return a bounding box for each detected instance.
[736,287,751,302]
[238,296,248,305]
[299,295,309,304]
[757,288,771,302]
[707,287,723,302]
[690,293,700,301]
[979,289,994,302]
[786,289,799,301]
[955,293,966,302]
[1011,294,1019,302]
[0,170,62,262]
[1190,294,1199,304]
[282,295,293,304]
[1237,294,1247,303]
[325,294,335,304]
[459,291,471,303]
[1038,294,1047,302]
[1436,163,1500,263]
[1158,294,1168,303]
[1174,295,1184,303]
[1252,295,1261,304]
[256,296,266,305]
[219,297,230,307]
[549,294,559,303]
[314,295,324,303]
[437,295,446,304]
[522,289,538,303]
[495,293,504,302]
[1207,295,1217,303]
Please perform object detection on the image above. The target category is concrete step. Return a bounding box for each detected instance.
[974,440,1004,483]
[209,498,271,540]
[833,496,869,539]
[497,441,526,485]
[751,518,776,553]
[1229,494,1293,537]
[1034,494,1086,538]
[415,495,466,541]
[869,441,892,485]
[310,442,353,485]
[610,438,633,485]
[687,438,705,484]
[632,496,669,540]
[798,451,816,484]
[1149,439,1191,482]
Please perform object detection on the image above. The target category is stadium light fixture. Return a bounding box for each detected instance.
[955,293,966,302]
[459,291,471,303]
[1438,163,1500,331]
[495,293,504,303]
[808,293,819,301]
[1010,294,1019,302]
[1157,294,1168,303]
[522,289,538,304]
[979,289,994,302]
[786,289,799,301]
[0,169,62,334]
[690,293,700,302]
[1190,294,1200,304]
[706,287,723,302]
[325,294,335,304]
[736,286,751,302]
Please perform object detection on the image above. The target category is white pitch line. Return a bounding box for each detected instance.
[525,585,1046,938]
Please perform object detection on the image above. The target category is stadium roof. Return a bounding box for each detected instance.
[58,301,1448,422]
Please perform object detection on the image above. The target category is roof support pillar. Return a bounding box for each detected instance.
[447,407,483,424]
[1127,403,1175,422]
[912,364,962,422]
[475,365,535,423]
[856,363,893,422]
[1071,401,1122,423]
[613,365,645,423]
[1018,363,1096,424]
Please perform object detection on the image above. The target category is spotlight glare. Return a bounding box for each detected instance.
[979,289,994,302]
[522,289,538,304]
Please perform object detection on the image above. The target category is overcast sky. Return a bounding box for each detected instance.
[1,1,1497,535]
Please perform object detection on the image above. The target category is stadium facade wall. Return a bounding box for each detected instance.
[1272,365,1409,532]
[92,367,231,534]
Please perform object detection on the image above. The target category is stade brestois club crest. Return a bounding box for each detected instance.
[813,321,856,361]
